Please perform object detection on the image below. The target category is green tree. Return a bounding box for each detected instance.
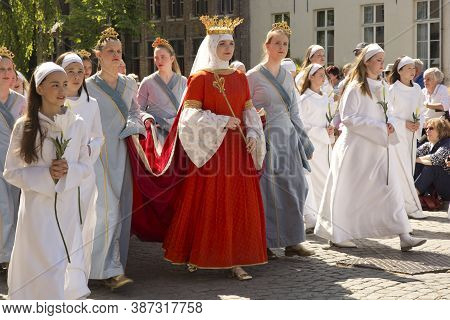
[0,0,61,74]
[63,0,154,51]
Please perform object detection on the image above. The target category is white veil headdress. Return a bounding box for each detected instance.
[190,34,234,75]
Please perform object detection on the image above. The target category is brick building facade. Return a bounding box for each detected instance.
[123,0,250,79]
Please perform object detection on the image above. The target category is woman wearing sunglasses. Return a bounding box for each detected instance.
[415,118,450,202]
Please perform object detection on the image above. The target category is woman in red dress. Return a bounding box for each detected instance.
[160,16,267,280]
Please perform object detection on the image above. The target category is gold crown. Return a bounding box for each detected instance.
[77,49,91,58]
[152,37,171,48]
[98,27,119,42]
[0,46,14,60]
[271,21,292,35]
[199,15,243,35]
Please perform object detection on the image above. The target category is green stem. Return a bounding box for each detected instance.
[54,192,71,263]
[411,132,415,175]
[78,186,82,225]
[387,144,390,186]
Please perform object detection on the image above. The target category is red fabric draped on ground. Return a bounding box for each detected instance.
[126,113,188,242]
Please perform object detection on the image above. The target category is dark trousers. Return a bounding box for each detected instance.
[415,164,450,201]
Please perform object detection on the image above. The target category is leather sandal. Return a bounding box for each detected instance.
[231,267,252,281]
[103,274,133,290]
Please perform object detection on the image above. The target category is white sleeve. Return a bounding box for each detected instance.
[88,101,104,164]
[178,106,230,168]
[55,121,93,193]
[243,106,266,170]
[3,122,55,198]
[341,86,396,146]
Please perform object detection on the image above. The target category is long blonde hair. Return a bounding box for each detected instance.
[154,44,181,75]
[300,45,319,70]
[345,46,376,98]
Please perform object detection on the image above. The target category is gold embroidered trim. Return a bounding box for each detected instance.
[184,100,202,109]
[245,100,253,110]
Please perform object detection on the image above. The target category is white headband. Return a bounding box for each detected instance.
[61,53,83,69]
[281,59,297,73]
[34,62,66,88]
[309,45,324,58]
[364,43,384,62]
[309,63,323,76]
[397,56,414,71]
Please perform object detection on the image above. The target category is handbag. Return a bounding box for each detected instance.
[419,192,443,211]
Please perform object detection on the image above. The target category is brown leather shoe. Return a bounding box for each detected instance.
[285,244,315,257]
[103,274,133,290]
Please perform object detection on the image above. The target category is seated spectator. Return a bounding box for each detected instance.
[415,118,450,201]
[422,67,449,121]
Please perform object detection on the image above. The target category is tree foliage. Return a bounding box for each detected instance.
[63,0,153,51]
[0,0,61,74]
[0,0,153,74]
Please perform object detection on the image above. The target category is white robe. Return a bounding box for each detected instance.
[315,78,412,243]
[299,88,333,210]
[66,90,104,279]
[3,112,91,300]
[389,80,425,216]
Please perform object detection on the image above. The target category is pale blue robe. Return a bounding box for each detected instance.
[247,65,314,248]
[86,73,146,279]
[137,72,187,142]
[0,90,25,264]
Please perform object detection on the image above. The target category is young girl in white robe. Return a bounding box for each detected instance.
[298,64,334,221]
[3,62,91,299]
[314,44,426,251]
[388,56,426,220]
[56,52,104,280]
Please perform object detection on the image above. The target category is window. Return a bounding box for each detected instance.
[218,0,233,15]
[315,9,334,65]
[148,0,161,20]
[147,41,155,74]
[193,0,208,16]
[273,12,290,25]
[416,0,441,69]
[272,13,291,57]
[362,4,384,48]
[132,41,140,75]
[169,0,184,18]
[170,39,185,74]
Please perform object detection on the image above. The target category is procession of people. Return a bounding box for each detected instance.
[0,15,449,300]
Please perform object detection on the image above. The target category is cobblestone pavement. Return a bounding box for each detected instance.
[1,209,449,300]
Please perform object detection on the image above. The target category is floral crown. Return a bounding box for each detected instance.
[199,15,243,35]
[98,27,119,44]
[152,37,171,48]
[77,49,91,58]
[271,21,292,35]
[0,46,14,60]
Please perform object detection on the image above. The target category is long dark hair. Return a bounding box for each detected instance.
[387,56,413,86]
[55,52,90,102]
[20,74,45,164]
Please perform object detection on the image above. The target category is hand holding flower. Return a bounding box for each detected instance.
[387,123,395,135]
[405,120,420,132]
[49,159,68,180]
[327,125,335,136]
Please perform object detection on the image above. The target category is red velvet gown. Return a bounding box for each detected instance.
[162,70,267,268]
